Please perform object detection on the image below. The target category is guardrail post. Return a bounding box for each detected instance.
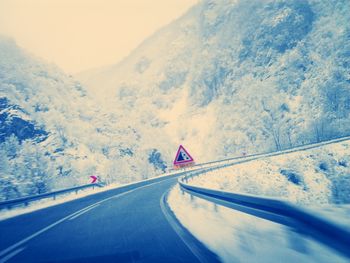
[190,194,194,201]
[213,203,218,213]
[180,188,185,195]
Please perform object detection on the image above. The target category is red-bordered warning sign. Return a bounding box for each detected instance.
[173,145,194,167]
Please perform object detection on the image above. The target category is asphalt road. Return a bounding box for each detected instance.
[0,175,217,263]
[4,138,349,263]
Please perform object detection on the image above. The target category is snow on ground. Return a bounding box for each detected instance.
[168,186,349,263]
[186,140,350,205]
[167,140,350,262]
[306,205,350,231]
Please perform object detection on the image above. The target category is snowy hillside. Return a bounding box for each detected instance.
[1,0,350,201]
[187,139,350,205]
[168,138,350,262]
[0,37,168,201]
[78,0,350,162]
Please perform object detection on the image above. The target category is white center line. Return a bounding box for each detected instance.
[0,205,96,258]
[0,247,25,263]
[0,176,176,258]
[68,204,100,220]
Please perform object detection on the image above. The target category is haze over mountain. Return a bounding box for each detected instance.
[1,0,349,200]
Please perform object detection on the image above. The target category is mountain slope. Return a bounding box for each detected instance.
[78,0,350,161]
[1,0,349,200]
[0,37,168,201]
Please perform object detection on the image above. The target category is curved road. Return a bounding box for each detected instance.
[4,137,349,263]
[0,175,218,263]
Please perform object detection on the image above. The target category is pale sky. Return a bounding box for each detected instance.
[0,0,198,73]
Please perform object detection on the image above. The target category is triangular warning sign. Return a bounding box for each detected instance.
[173,145,194,165]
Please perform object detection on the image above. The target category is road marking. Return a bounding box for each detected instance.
[3,137,345,260]
[0,176,177,258]
[0,203,101,258]
[68,204,100,220]
[160,190,219,263]
[0,247,25,263]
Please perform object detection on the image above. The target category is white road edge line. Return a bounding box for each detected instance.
[68,204,100,220]
[0,247,25,263]
[160,190,216,263]
[0,176,177,258]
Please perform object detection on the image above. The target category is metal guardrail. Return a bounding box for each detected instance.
[0,183,103,210]
[178,172,350,259]
[0,168,193,211]
[171,135,350,174]
[0,168,195,211]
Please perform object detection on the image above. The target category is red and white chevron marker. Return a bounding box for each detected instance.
[90,175,98,183]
